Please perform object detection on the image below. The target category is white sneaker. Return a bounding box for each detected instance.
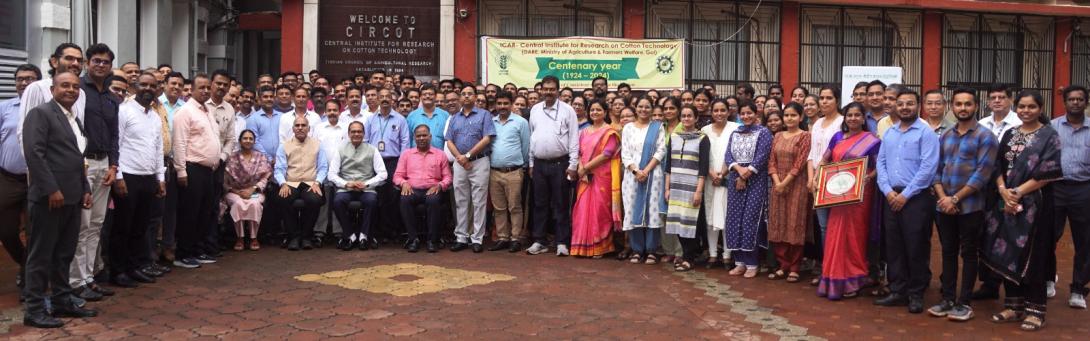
[1070,293,1087,309]
[1047,280,1056,298]
[556,245,569,257]
[525,242,549,255]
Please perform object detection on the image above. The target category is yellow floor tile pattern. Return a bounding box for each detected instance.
[295,263,516,297]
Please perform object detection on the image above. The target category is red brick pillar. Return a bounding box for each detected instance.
[281,0,304,73]
[779,1,800,90]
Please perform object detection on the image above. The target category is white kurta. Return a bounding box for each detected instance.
[620,122,666,230]
[700,122,739,231]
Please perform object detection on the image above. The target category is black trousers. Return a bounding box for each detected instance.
[678,236,703,262]
[201,163,226,254]
[936,210,983,305]
[375,157,403,239]
[259,183,284,240]
[400,189,445,242]
[531,159,572,246]
[1051,180,1090,296]
[110,174,160,276]
[0,171,27,270]
[883,190,935,298]
[23,202,80,314]
[333,191,377,238]
[277,185,324,240]
[176,163,215,260]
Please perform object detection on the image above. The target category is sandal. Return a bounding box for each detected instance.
[786,272,801,283]
[843,291,859,299]
[870,286,891,297]
[1020,315,1045,331]
[728,265,746,276]
[629,254,642,264]
[674,261,693,272]
[705,257,721,269]
[233,239,245,251]
[990,309,1024,323]
[645,254,659,265]
[249,239,260,251]
[768,270,786,280]
[810,277,821,286]
[743,267,758,278]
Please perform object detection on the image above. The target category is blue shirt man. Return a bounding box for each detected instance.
[365,109,410,158]
[246,108,281,160]
[0,97,25,174]
[490,113,530,168]
[1053,115,1090,182]
[158,93,185,130]
[406,107,449,148]
[877,118,940,200]
[445,107,496,157]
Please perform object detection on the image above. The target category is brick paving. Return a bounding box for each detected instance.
[0,232,1085,340]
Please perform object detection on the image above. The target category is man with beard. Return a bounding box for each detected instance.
[524,76,579,256]
[874,89,940,314]
[1051,85,1090,309]
[110,72,168,288]
[591,76,608,99]
[19,44,87,142]
[366,88,410,246]
[21,71,96,328]
[927,88,997,321]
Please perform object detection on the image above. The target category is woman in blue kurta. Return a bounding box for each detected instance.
[723,102,774,278]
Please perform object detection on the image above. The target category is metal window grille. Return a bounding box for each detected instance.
[800,6,923,96]
[942,13,1054,116]
[646,0,780,95]
[478,0,622,38]
[1070,22,1090,93]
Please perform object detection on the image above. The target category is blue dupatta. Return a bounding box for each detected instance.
[630,121,662,226]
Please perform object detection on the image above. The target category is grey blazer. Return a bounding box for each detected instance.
[22,101,91,204]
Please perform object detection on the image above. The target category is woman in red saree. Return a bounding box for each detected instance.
[817,102,881,300]
[571,100,622,257]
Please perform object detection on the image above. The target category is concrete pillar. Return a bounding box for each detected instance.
[171,0,192,75]
[71,0,91,48]
[97,0,138,64]
[140,0,173,68]
[302,0,319,74]
[440,0,454,79]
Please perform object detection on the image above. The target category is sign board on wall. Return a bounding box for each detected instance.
[481,36,685,90]
[318,0,440,83]
[841,66,903,105]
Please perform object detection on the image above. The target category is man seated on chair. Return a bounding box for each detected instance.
[394,125,452,253]
[329,121,386,251]
[274,116,328,251]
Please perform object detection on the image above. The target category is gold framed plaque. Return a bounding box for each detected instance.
[814,157,868,208]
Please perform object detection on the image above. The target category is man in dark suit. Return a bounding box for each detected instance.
[21,71,97,328]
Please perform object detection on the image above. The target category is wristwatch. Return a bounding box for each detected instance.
[465,152,473,160]
[950,195,960,204]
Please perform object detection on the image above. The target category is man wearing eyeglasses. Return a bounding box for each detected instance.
[70,43,121,301]
[0,63,41,294]
[19,43,87,143]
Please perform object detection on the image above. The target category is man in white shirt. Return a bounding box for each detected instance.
[339,86,372,126]
[978,84,1021,138]
[18,43,87,146]
[525,76,580,256]
[110,72,166,288]
[329,121,387,250]
[315,100,349,244]
[278,86,320,142]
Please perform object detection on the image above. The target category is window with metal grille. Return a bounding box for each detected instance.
[478,0,622,38]
[799,6,922,95]
[942,13,1054,116]
[646,0,779,95]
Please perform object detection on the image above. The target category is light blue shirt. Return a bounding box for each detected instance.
[490,114,530,168]
[877,118,940,199]
[0,97,26,174]
[158,93,185,130]
[246,109,281,160]
[274,140,329,184]
[1052,115,1090,182]
[405,107,450,148]
[365,110,410,158]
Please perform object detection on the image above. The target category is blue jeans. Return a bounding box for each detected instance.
[628,227,661,255]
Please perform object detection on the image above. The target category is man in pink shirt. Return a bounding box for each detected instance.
[171,74,222,268]
[394,125,452,253]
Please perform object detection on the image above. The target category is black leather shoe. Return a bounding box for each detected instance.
[301,238,314,250]
[110,273,139,288]
[141,266,164,278]
[88,283,114,296]
[426,241,438,253]
[75,286,103,302]
[471,243,483,253]
[407,239,420,253]
[359,240,371,251]
[128,270,156,284]
[152,263,172,274]
[23,313,63,328]
[908,296,924,314]
[450,242,469,252]
[52,305,98,318]
[508,241,522,253]
[337,239,350,250]
[873,293,909,306]
[287,238,301,251]
[488,241,510,251]
[971,286,1000,301]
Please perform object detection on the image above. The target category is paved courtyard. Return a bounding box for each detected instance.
[0,233,1086,340]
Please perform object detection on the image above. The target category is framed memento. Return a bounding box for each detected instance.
[814,157,868,208]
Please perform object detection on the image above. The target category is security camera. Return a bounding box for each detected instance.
[458,9,469,19]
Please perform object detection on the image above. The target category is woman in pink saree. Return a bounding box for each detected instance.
[571,100,623,257]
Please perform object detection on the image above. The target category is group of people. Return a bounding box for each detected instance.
[1,42,1087,332]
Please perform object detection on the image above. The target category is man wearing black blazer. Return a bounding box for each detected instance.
[21,71,97,328]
